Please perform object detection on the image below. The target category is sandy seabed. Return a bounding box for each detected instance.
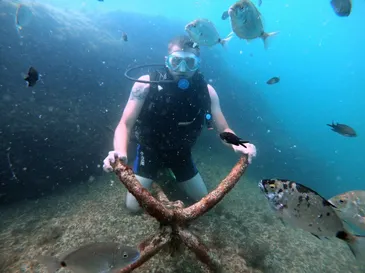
[0,161,364,273]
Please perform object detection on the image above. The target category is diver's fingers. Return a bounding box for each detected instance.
[250,144,257,157]
[102,151,119,172]
[115,152,128,164]
[108,151,117,163]
[103,163,113,173]
[120,156,128,164]
[246,143,257,164]
[103,156,113,172]
[247,155,252,164]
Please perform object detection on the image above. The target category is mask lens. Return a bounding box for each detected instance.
[167,52,199,71]
[169,56,183,69]
[185,57,198,70]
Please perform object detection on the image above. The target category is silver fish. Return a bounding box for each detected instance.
[329,191,365,232]
[37,242,140,273]
[258,179,365,258]
[185,18,233,47]
[227,0,278,49]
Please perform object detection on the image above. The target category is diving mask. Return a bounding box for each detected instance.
[165,51,200,72]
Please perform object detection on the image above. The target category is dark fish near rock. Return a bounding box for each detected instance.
[227,0,278,49]
[266,76,280,85]
[327,121,357,137]
[219,132,249,148]
[37,242,140,273]
[331,0,352,17]
[24,66,39,87]
[258,179,365,258]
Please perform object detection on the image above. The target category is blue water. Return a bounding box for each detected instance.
[0,0,364,204]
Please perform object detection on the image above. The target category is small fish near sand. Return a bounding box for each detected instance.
[258,179,365,259]
[329,191,365,232]
[219,132,249,148]
[331,0,352,17]
[185,18,233,47]
[327,121,357,137]
[24,66,39,87]
[224,0,278,49]
[37,242,140,273]
[266,76,280,85]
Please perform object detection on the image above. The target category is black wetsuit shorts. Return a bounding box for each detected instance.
[132,144,198,182]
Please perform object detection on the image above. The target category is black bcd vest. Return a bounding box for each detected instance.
[134,69,211,151]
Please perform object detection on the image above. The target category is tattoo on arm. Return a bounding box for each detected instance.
[129,86,147,101]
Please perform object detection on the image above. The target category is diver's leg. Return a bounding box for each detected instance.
[125,175,153,213]
[169,150,208,201]
[126,144,158,213]
[178,172,208,201]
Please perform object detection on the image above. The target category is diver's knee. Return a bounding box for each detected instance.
[179,173,208,201]
[124,176,152,213]
[125,192,142,213]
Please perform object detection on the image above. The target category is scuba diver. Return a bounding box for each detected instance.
[103,35,257,213]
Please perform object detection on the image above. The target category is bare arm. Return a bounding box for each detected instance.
[113,75,150,154]
[208,84,257,160]
[208,84,235,135]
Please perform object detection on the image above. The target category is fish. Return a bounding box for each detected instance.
[227,0,278,49]
[219,132,249,148]
[222,0,263,19]
[122,32,128,42]
[266,76,280,85]
[327,121,357,137]
[37,242,140,273]
[330,0,352,17]
[329,191,365,232]
[221,11,229,20]
[24,66,39,87]
[258,179,365,258]
[185,18,233,47]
